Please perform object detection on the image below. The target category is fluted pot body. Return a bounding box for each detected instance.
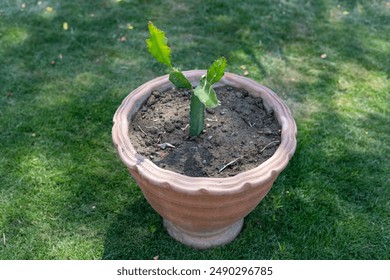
[112,71,297,249]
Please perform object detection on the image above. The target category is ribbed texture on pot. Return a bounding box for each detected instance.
[112,70,297,233]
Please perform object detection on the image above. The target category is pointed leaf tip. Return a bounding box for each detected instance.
[207,57,227,85]
[146,22,172,67]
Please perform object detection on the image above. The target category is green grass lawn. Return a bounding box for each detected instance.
[0,0,389,259]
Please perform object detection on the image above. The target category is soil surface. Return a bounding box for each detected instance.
[128,86,281,177]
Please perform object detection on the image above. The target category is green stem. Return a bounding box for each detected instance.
[189,93,205,137]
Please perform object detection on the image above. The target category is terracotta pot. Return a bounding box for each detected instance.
[112,70,297,249]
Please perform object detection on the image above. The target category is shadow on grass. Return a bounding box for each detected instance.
[264,119,389,259]
[103,0,390,259]
[1,0,389,259]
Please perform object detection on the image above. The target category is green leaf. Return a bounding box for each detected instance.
[206,57,227,85]
[189,94,205,137]
[194,75,220,108]
[146,21,172,67]
[169,70,192,89]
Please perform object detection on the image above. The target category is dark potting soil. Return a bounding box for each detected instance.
[128,86,281,178]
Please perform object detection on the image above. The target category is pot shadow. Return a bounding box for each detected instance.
[101,189,284,260]
[102,195,187,260]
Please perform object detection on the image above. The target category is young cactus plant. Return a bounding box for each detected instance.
[146,21,227,137]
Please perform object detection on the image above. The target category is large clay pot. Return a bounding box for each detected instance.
[112,70,297,249]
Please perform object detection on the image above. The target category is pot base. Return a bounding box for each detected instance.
[163,218,244,249]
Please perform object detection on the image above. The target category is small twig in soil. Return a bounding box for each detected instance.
[247,121,256,128]
[260,141,280,153]
[145,125,159,130]
[218,157,242,173]
[158,143,175,150]
[137,125,147,136]
[181,124,189,131]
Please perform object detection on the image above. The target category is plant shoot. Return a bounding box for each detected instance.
[146,21,226,136]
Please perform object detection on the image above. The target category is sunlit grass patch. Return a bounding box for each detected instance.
[0,26,28,49]
[334,63,389,115]
[0,0,389,260]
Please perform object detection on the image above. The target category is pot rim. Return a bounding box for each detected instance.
[112,70,297,194]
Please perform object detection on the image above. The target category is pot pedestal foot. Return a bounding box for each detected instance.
[163,218,244,249]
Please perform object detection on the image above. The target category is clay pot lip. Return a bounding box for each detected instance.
[112,70,297,193]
